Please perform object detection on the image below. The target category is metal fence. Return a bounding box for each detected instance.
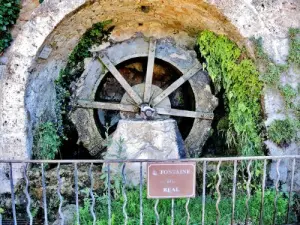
[0,155,299,225]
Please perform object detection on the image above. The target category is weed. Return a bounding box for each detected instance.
[267,119,298,146]
[32,122,61,159]
[279,84,297,108]
[288,28,300,66]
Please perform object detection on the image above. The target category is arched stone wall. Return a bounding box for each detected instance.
[0,0,245,162]
[0,0,299,192]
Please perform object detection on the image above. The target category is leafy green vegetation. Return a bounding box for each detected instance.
[0,0,21,54]
[33,122,61,159]
[279,84,298,108]
[288,28,300,66]
[78,188,294,225]
[197,31,263,156]
[267,119,298,146]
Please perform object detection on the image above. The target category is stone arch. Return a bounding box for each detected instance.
[0,0,245,161]
[1,0,299,160]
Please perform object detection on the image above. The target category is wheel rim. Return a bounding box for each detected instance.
[71,37,218,157]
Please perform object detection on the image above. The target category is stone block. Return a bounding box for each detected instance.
[104,119,186,186]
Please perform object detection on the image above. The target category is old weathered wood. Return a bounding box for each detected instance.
[99,54,143,105]
[76,100,138,112]
[151,64,202,106]
[156,107,214,120]
[144,39,156,103]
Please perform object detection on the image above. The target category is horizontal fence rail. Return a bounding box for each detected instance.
[0,155,299,225]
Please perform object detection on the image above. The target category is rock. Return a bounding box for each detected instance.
[266,141,300,192]
[104,119,186,186]
[52,204,76,225]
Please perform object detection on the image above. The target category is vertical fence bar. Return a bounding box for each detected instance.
[202,161,206,225]
[122,164,128,225]
[259,159,267,225]
[215,161,222,225]
[231,160,237,225]
[9,163,17,225]
[24,163,33,225]
[286,158,296,224]
[41,163,48,225]
[89,163,96,225]
[272,159,281,225]
[107,163,112,225]
[154,199,160,225]
[186,198,190,225]
[57,163,64,225]
[74,163,79,225]
[139,162,143,225]
[245,160,252,225]
[171,199,174,225]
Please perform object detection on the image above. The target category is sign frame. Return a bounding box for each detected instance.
[147,162,196,199]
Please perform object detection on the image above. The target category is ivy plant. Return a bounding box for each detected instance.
[0,0,21,54]
[197,30,263,156]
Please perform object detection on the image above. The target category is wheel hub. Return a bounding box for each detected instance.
[120,83,171,120]
[140,104,155,119]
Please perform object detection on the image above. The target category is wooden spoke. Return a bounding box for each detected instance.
[151,64,202,106]
[76,100,138,112]
[156,107,214,120]
[144,38,156,103]
[99,54,143,105]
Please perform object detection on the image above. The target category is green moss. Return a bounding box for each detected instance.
[0,0,21,54]
[268,119,298,145]
[197,31,263,156]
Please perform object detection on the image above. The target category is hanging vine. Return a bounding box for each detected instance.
[197,30,263,156]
